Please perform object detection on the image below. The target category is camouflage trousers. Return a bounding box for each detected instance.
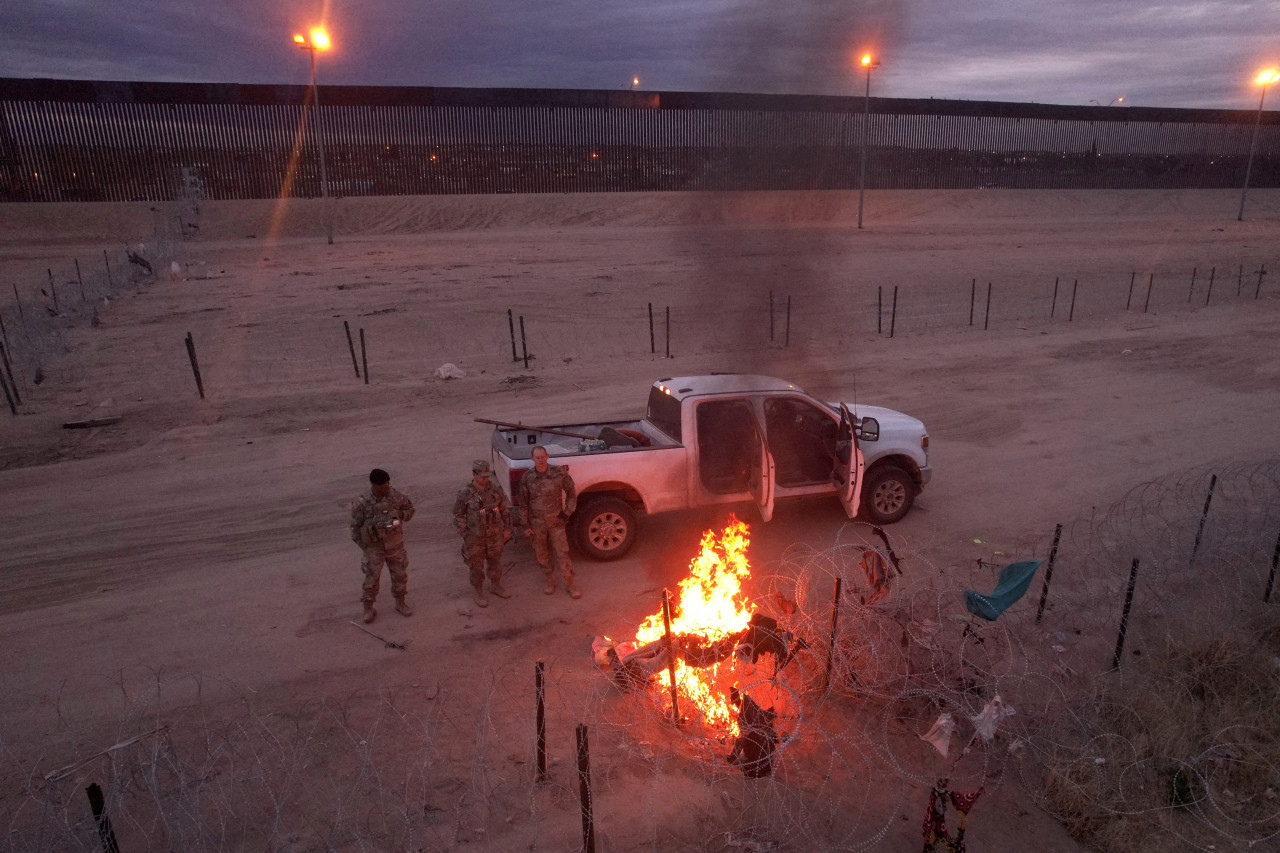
[462,533,505,589]
[361,542,408,604]
[530,520,574,585]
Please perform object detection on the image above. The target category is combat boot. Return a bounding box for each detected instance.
[362,603,377,623]
[490,581,512,599]
[395,596,413,616]
[543,577,557,595]
[567,584,583,600]
[473,585,489,607]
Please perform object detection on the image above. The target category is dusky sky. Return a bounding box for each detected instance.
[2,1,1277,110]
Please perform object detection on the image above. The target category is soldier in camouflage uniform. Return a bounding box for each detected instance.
[350,468,416,624]
[519,445,581,599]
[453,459,513,608]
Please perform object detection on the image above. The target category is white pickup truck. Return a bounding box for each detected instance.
[488,374,930,560]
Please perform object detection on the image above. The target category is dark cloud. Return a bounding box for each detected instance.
[0,0,1276,107]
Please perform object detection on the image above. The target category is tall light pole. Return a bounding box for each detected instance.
[294,28,333,244]
[857,53,880,230]
[1239,68,1279,222]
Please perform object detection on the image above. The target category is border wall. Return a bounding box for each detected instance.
[1,78,1277,202]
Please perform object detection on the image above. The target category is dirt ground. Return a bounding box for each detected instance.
[0,188,1278,852]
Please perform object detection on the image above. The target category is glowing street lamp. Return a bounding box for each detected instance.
[857,53,880,230]
[1238,67,1280,222]
[294,27,333,244]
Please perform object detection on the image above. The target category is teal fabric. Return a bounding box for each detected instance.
[964,560,1043,621]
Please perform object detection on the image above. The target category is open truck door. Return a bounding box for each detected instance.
[694,397,774,521]
[750,414,776,522]
[834,404,866,519]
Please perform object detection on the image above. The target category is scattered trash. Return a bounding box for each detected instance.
[433,363,465,380]
[921,713,956,757]
[969,694,1016,743]
[348,620,408,650]
[169,260,182,280]
[62,416,123,430]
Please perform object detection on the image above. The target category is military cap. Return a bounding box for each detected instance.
[472,459,493,475]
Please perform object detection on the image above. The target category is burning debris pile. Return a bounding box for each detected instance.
[594,516,807,776]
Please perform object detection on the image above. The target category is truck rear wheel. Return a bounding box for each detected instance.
[574,496,637,561]
[862,465,915,524]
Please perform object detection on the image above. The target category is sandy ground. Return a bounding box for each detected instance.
[0,188,1278,851]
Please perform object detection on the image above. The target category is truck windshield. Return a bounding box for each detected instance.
[647,387,682,442]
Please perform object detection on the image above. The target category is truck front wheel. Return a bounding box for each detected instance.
[574,496,637,561]
[862,465,915,524]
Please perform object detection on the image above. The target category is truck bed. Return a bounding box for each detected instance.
[490,418,680,461]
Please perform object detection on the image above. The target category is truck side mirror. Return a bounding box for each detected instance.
[857,417,880,442]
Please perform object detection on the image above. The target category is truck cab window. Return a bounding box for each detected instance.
[647,387,683,442]
[696,399,759,495]
[764,397,838,487]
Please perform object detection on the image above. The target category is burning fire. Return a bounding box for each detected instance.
[635,516,757,732]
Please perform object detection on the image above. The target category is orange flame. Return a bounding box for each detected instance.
[635,516,756,732]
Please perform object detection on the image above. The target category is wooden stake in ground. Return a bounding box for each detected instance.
[1111,558,1140,670]
[184,332,205,399]
[1189,473,1217,566]
[343,320,359,377]
[0,341,21,405]
[104,250,113,288]
[519,315,528,369]
[661,588,680,722]
[0,362,16,415]
[11,283,22,321]
[360,328,369,384]
[785,295,791,347]
[1035,523,1063,624]
[535,661,548,782]
[824,576,842,687]
[75,259,85,302]
[1265,529,1280,604]
[85,783,121,853]
[508,308,517,362]
[576,724,596,853]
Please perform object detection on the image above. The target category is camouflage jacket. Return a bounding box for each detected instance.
[453,480,511,538]
[350,487,415,548]
[518,465,577,526]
